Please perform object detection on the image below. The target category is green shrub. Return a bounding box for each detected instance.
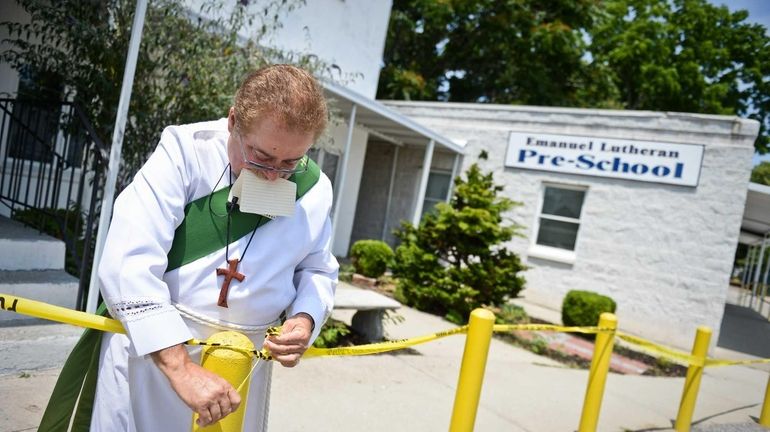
[392,159,526,323]
[561,290,617,327]
[495,304,529,325]
[312,318,351,348]
[350,240,394,278]
[338,263,354,283]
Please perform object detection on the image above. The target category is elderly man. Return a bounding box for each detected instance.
[41,64,338,431]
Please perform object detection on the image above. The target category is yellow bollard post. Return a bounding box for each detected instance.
[449,308,495,432]
[578,313,618,432]
[759,375,770,426]
[674,326,712,432]
[192,331,255,432]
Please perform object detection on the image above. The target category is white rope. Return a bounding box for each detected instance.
[173,303,276,334]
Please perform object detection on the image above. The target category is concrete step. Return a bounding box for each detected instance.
[0,270,79,324]
[0,216,66,271]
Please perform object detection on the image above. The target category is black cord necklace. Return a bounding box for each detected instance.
[211,163,260,308]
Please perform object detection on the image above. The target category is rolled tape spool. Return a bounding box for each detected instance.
[192,331,255,432]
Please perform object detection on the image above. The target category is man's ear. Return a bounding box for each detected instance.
[227,107,236,133]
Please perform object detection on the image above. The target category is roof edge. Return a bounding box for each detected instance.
[381,100,761,138]
[321,81,465,153]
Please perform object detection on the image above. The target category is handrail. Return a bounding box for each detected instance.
[72,101,109,164]
[0,98,107,310]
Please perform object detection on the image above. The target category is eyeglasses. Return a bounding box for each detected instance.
[238,132,308,175]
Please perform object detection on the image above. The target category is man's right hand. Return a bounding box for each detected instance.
[150,344,241,427]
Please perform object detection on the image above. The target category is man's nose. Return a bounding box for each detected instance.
[260,169,281,181]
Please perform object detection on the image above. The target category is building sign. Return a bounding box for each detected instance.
[504,132,704,187]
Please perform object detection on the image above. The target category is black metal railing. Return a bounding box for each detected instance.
[0,98,108,310]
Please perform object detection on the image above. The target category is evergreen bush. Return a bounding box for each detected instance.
[392,156,526,323]
[350,240,394,278]
[561,290,617,327]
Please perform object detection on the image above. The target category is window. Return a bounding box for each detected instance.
[421,170,452,216]
[307,148,340,188]
[530,184,586,263]
[7,65,64,163]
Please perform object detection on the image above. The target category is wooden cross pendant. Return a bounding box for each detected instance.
[216,258,245,308]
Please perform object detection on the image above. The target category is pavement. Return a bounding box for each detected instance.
[1,284,769,431]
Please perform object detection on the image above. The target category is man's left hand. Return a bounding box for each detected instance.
[263,313,313,367]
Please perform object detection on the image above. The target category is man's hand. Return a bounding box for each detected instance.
[151,344,241,427]
[263,313,314,367]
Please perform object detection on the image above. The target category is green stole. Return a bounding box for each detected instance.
[38,159,320,431]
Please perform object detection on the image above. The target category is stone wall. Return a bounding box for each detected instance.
[384,101,758,350]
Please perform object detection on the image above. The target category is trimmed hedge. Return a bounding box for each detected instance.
[350,239,394,278]
[561,290,617,327]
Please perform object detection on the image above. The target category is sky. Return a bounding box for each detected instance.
[708,1,770,165]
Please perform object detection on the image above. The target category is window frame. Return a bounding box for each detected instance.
[528,182,588,264]
[421,168,453,216]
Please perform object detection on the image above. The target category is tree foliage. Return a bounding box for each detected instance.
[1,0,337,187]
[377,0,616,107]
[751,162,770,186]
[591,0,770,153]
[379,0,770,153]
[392,157,526,323]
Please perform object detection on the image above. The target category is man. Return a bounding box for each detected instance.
[56,65,338,431]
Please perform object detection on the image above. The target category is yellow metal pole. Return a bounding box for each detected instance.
[449,308,495,432]
[193,331,255,432]
[674,326,712,432]
[578,313,618,432]
[759,375,770,426]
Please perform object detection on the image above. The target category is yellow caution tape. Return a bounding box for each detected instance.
[4,293,770,368]
[616,332,702,366]
[617,332,770,368]
[494,324,612,334]
[304,326,469,357]
[188,326,283,361]
[186,338,273,360]
[704,357,770,367]
[0,293,125,334]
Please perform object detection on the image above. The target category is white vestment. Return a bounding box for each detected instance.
[90,119,338,431]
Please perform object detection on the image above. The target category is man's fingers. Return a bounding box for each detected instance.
[197,407,213,426]
[227,388,241,410]
[208,401,223,424]
[276,353,301,368]
[218,398,232,419]
[264,340,305,355]
[268,330,307,344]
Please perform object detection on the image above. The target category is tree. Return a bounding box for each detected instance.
[1,0,336,187]
[590,0,770,153]
[377,0,618,107]
[379,0,770,153]
[392,155,526,323]
[751,162,770,186]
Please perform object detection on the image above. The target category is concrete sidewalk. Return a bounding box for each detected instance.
[1,298,768,431]
[271,305,768,431]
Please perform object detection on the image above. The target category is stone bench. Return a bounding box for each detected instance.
[334,286,401,341]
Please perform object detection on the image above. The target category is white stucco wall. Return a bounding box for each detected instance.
[0,1,28,97]
[260,0,392,99]
[4,1,392,101]
[385,100,758,350]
